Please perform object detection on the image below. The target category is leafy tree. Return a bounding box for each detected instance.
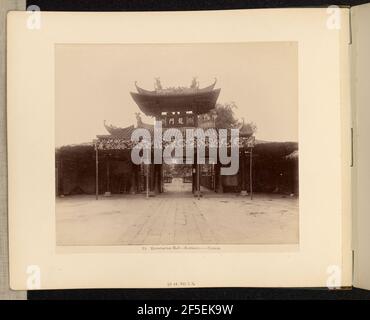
[213,102,239,129]
[213,102,257,135]
[240,120,257,137]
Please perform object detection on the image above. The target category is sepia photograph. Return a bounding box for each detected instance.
[55,42,299,246]
[7,8,358,292]
[2,0,370,301]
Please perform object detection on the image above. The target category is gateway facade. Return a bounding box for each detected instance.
[56,79,296,199]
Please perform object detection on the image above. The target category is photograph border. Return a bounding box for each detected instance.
[7,9,351,289]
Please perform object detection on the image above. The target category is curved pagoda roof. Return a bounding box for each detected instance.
[103,121,135,137]
[130,79,221,116]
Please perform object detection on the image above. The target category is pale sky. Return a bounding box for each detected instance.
[55,42,298,147]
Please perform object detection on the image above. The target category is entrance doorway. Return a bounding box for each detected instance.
[163,163,193,195]
[162,163,215,196]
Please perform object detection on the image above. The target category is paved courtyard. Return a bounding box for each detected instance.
[56,179,299,246]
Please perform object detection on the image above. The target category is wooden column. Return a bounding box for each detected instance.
[240,148,248,196]
[145,164,149,198]
[239,150,245,192]
[154,164,163,193]
[154,164,159,193]
[58,157,64,197]
[196,163,201,199]
[149,164,156,197]
[104,157,111,197]
[193,153,201,199]
[215,162,223,193]
[55,163,59,196]
[160,164,164,193]
[130,164,139,194]
[211,164,215,190]
[249,148,253,200]
[137,164,141,193]
[192,164,196,193]
[95,143,99,200]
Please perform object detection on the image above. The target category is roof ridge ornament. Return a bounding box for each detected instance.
[134,78,218,95]
[135,112,143,127]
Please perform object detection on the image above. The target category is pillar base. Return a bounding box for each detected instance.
[240,190,249,196]
[104,191,112,197]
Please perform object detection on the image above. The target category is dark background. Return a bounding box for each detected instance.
[26,0,370,300]
[26,0,370,11]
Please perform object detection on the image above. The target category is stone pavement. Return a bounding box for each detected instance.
[56,179,299,246]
